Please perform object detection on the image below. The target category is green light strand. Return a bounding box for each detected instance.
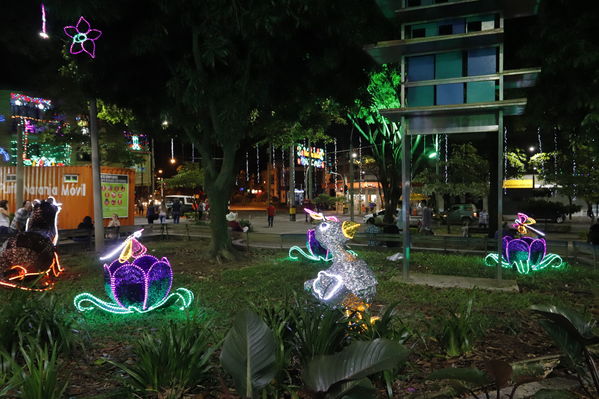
[73,287,194,314]
[484,253,564,275]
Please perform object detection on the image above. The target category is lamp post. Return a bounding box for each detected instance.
[349,151,357,222]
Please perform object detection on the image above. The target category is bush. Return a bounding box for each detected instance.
[521,199,575,221]
[18,341,68,399]
[0,292,79,354]
[435,296,482,357]
[110,319,216,398]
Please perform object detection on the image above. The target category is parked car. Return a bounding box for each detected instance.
[164,195,195,217]
[441,204,478,225]
[362,209,420,227]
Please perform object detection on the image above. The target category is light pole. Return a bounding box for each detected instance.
[349,151,357,221]
[329,171,346,214]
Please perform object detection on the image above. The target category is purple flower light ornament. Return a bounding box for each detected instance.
[484,213,563,274]
[63,17,102,58]
[74,230,193,314]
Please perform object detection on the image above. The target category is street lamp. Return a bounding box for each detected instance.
[528,146,535,153]
[161,120,169,128]
[170,158,176,164]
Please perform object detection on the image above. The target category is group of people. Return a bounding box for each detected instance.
[0,200,34,234]
[145,199,183,224]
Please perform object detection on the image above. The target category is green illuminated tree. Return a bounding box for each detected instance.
[164,163,204,190]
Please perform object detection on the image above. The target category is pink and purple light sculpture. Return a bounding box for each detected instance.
[74,231,193,314]
[63,16,102,58]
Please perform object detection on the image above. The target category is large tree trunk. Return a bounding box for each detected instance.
[205,183,236,261]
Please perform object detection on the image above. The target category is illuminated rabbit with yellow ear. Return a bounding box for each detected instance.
[303,210,377,307]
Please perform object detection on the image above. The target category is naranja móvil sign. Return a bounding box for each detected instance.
[0,166,135,229]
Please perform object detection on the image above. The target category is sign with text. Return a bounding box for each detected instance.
[101,174,129,218]
[296,145,325,168]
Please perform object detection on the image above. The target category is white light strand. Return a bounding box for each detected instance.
[170,138,174,160]
[191,143,195,163]
[256,145,260,183]
[553,127,558,174]
[537,127,544,175]
[245,151,249,181]
[504,126,508,194]
[281,147,285,187]
[444,134,448,183]
[334,138,338,175]
[358,136,363,195]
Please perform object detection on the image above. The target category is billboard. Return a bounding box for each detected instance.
[296,145,325,168]
[101,174,129,218]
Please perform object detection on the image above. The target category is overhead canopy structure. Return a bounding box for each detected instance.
[365,0,541,281]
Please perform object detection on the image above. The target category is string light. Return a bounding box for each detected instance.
[63,16,102,58]
[444,134,448,183]
[39,3,49,39]
[537,127,544,175]
[256,145,260,183]
[245,151,249,181]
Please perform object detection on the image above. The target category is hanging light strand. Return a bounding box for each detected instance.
[444,134,448,183]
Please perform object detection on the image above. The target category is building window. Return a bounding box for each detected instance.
[5,174,16,182]
[411,28,426,38]
[64,174,79,183]
[467,21,482,32]
[438,24,453,35]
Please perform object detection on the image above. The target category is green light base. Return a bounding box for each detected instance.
[73,288,194,314]
[484,253,564,274]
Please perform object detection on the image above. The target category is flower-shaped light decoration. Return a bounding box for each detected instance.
[63,17,102,58]
[74,230,193,314]
[484,236,563,275]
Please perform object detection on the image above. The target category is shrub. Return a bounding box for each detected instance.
[436,296,482,357]
[111,319,216,398]
[17,341,68,399]
[0,292,79,354]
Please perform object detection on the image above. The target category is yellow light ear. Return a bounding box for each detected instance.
[118,239,133,263]
[342,221,360,239]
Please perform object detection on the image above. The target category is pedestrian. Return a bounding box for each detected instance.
[419,200,433,234]
[199,201,205,220]
[10,200,32,232]
[478,209,489,229]
[107,213,120,239]
[172,199,182,224]
[159,201,167,224]
[267,202,275,227]
[304,199,313,223]
[137,200,144,216]
[461,220,470,238]
[147,200,156,224]
[0,200,10,234]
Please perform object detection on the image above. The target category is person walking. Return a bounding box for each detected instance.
[159,202,167,224]
[147,200,156,224]
[267,202,276,228]
[420,200,433,234]
[478,209,489,229]
[10,200,32,232]
[172,199,182,224]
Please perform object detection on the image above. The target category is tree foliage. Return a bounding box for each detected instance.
[164,163,204,190]
[525,1,599,142]
[417,143,489,199]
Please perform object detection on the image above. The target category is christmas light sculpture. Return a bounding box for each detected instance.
[0,197,63,291]
[74,230,193,314]
[484,212,563,274]
[303,210,377,308]
[63,16,102,58]
[289,227,333,262]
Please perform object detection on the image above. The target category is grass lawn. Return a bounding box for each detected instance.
[1,237,597,398]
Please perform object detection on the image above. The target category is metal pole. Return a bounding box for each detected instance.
[401,121,411,280]
[349,140,355,222]
[89,99,104,252]
[289,145,296,221]
[151,138,156,197]
[15,120,24,210]
[497,112,504,281]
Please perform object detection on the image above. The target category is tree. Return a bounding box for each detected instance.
[4,1,388,260]
[531,140,599,222]
[348,64,426,224]
[416,143,489,202]
[164,163,204,190]
[524,1,599,144]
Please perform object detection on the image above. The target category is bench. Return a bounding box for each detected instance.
[58,228,93,249]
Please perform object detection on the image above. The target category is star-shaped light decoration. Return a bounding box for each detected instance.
[63,16,102,58]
